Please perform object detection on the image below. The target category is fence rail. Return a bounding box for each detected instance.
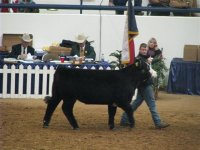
[0,4,200,13]
[0,64,115,99]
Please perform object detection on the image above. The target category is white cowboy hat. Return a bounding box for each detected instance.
[21,33,32,42]
[75,33,88,43]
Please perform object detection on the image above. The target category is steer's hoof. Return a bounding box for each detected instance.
[109,125,115,130]
[73,127,79,130]
[129,123,135,128]
[43,121,49,128]
[43,124,49,128]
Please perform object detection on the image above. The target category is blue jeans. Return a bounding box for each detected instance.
[113,0,142,6]
[120,84,161,126]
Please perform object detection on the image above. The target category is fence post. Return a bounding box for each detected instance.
[34,65,40,98]
[42,66,48,98]
[26,65,32,98]
[2,65,8,98]
[48,66,55,96]
[18,64,24,98]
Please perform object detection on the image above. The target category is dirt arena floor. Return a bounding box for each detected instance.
[0,91,200,150]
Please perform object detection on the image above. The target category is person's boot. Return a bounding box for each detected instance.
[155,122,170,129]
[120,117,135,127]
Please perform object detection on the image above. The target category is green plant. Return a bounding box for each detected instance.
[109,50,124,69]
[151,56,168,98]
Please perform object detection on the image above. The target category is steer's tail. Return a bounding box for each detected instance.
[43,66,63,128]
[43,67,61,104]
[43,96,52,104]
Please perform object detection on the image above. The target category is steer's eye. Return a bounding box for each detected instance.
[141,69,146,73]
[135,62,139,67]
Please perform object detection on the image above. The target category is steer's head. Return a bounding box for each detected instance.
[133,58,151,82]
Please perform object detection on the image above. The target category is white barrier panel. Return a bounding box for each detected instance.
[0,64,116,99]
[0,64,56,99]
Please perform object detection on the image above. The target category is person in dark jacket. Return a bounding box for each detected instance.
[147,37,162,58]
[108,0,143,15]
[70,33,96,60]
[120,43,169,129]
[18,0,39,13]
[7,33,35,59]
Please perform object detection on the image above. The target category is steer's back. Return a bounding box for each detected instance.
[52,63,147,104]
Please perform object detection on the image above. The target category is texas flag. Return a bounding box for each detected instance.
[121,0,139,64]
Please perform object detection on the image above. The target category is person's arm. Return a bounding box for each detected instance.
[70,45,78,57]
[7,45,19,59]
[27,46,35,55]
[85,46,96,60]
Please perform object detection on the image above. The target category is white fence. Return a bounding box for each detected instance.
[0,64,116,99]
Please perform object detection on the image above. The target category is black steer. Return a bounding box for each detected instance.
[43,60,150,130]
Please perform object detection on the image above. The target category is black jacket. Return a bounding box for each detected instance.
[70,41,96,60]
[7,44,35,59]
[136,54,153,88]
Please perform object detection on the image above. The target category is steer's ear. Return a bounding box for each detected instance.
[134,58,142,68]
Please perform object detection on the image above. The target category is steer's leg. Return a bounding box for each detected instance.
[62,99,79,130]
[108,104,117,130]
[43,97,61,128]
[120,104,134,128]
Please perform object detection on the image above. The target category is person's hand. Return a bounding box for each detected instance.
[80,56,85,61]
[18,54,27,60]
[147,57,153,64]
[150,68,157,78]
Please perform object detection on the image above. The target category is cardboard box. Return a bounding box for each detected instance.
[0,46,5,51]
[1,34,33,51]
[49,46,72,56]
[197,46,200,62]
[183,45,198,61]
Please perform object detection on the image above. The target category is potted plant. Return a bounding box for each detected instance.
[151,56,168,99]
[109,50,125,69]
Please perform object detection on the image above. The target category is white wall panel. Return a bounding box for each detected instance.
[1,13,200,68]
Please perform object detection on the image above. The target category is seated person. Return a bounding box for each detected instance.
[18,0,39,13]
[170,0,193,16]
[109,0,143,15]
[70,33,96,60]
[7,33,35,60]
[148,0,170,16]
[1,0,19,13]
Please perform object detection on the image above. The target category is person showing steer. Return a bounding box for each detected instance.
[120,43,169,129]
[43,57,151,130]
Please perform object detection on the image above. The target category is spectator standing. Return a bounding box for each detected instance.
[108,0,144,15]
[147,37,167,99]
[120,43,169,129]
[147,37,162,59]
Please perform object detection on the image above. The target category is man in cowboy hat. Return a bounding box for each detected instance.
[70,33,96,60]
[7,33,35,60]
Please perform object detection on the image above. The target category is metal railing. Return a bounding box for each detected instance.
[0,4,200,14]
